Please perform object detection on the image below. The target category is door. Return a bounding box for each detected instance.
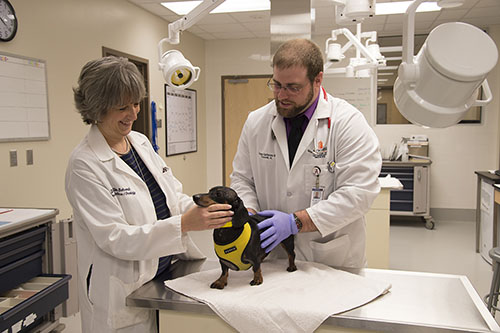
[222,76,273,185]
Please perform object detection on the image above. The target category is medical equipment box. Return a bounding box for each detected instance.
[407,141,429,157]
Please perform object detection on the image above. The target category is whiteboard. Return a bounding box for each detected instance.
[165,86,197,156]
[0,52,50,142]
[322,76,375,124]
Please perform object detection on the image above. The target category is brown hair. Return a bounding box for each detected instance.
[73,56,146,124]
[272,39,324,83]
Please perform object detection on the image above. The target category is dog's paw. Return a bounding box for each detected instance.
[210,280,227,289]
[250,278,263,286]
[287,265,297,272]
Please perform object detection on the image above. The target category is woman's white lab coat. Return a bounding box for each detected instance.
[65,125,204,333]
[231,88,382,268]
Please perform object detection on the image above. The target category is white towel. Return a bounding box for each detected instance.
[165,260,391,333]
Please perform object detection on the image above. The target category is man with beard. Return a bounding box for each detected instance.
[230,39,382,269]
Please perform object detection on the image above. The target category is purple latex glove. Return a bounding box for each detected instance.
[257,210,298,253]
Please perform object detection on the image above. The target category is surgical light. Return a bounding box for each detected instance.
[394,0,498,128]
[158,48,200,89]
[324,24,386,78]
[158,0,225,89]
[333,0,375,24]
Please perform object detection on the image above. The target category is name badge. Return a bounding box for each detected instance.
[310,187,324,206]
[310,166,324,206]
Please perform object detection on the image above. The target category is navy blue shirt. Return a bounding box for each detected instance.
[120,145,172,278]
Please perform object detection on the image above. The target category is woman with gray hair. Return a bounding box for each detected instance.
[65,56,233,333]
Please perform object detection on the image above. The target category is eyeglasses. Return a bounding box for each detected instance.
[267,79,305,95]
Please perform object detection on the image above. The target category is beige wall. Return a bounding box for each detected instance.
[204,28,500,211]
[0,0,207,219]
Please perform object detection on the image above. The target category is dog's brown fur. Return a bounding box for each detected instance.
[193,186,296,289]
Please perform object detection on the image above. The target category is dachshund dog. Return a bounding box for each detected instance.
[193,186,297,289]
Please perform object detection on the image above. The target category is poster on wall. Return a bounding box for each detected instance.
[0,52,50,142]
[165,85,197,156]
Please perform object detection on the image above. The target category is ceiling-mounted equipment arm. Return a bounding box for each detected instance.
[164,0,225,45]
[158,0,225,89]
[158,0,225,66]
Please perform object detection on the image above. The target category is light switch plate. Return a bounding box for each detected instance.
[9,150,17,167]
[26,149,33,165]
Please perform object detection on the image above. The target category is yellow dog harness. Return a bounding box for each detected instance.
[214,221,252,271]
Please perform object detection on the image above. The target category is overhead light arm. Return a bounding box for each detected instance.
[162,0,225,45]
[324,24,386,77]
[158,0,225,90]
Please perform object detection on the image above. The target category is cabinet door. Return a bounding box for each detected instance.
[413,166,428,213]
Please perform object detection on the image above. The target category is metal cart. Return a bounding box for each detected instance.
[380,160,434,229]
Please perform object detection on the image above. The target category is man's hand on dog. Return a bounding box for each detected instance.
[181,204,233,232]
[257,210,298,253]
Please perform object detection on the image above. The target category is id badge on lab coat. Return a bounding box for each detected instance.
[310,187,325,206]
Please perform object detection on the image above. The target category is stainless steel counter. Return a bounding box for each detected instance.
[127,259,500,333]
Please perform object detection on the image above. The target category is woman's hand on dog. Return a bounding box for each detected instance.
[181,204,233,232]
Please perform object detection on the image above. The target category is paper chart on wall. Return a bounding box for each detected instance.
[0,52,50,142]
[165,86,197,156]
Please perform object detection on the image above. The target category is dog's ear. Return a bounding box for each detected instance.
[230,196,250,228]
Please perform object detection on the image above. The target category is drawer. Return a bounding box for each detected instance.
[0,251,44,295]
[390,201,413,212]
[399,179,414,190]
[0,274,71,333]
[390,189,413,201]
[0,226,46,268]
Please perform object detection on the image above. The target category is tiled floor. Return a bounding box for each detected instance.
[59,219,496,331]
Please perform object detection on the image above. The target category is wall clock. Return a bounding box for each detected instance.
[0,0,17,42]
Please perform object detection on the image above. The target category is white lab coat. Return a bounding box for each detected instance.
[231,88,382,268]
[65,125,204,333]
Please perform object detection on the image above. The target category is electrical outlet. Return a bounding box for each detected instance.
[9,150,17,167]
[26,149,33,165]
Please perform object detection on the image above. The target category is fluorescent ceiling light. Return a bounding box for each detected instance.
[376,1,441,15]
[161,0,270,15]
[163,0,437,16]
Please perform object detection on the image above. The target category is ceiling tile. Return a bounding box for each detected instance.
[465,6,500,18]
[462,16,500,26]
[194,32,217,40]
[138,2,175,16]
[227,11,270,23]
[197,13,239,25]
[475,0,500,7]
[242,22,270,32]
[210,31,259,39]
[198,23,250,33]
[436,8,468,20]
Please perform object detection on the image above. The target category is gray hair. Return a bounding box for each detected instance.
[272,39,324,83]
[73,56,146,124]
